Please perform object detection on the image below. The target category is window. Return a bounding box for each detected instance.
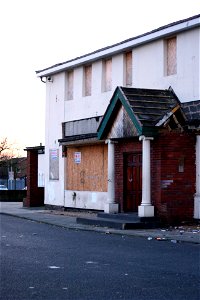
[166,37,177,76]
[125,51,132,86]
[67,70,74,100]
[103,58,112,92]
[84,65,92,96]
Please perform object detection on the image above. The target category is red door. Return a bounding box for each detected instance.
[124,153,142,212]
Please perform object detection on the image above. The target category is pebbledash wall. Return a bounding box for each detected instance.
[37,16,200,214]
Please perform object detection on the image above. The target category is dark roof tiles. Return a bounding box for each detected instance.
[120,87,179,127]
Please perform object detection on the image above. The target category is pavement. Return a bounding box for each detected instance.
[0,202,200,244]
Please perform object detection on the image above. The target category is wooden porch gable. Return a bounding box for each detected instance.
[97,86,186,140]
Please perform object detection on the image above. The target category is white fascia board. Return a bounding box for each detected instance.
[36,17,200,77]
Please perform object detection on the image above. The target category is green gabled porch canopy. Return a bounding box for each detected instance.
[97,86,184,139]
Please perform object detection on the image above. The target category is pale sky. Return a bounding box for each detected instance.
[0,0,199,155]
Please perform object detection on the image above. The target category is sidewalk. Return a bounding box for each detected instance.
[0,202,200,244]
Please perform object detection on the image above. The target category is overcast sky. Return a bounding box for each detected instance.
[0,0,199,155]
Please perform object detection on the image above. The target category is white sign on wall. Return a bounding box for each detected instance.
[74,152,81,164]
[49,149,59,180]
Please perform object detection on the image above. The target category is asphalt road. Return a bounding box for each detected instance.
[0,215,199,300]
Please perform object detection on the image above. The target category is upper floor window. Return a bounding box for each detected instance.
[166,37,177,76]
[83,65,92,96]
[67,70,74,100]
[103,58,112,92]
[125,51,132,86]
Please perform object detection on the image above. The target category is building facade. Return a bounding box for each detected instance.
[35,14,200,222]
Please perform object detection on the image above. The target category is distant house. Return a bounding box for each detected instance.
[0,157,27,190]
[34,14,200,223]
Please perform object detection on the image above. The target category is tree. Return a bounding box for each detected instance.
[0,137,14,162]
[0,138,26,188]
[0,137,23,168]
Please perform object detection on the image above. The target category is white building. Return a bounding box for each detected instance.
[35,14,200,221]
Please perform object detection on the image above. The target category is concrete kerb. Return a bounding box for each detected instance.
[0,202,199,244]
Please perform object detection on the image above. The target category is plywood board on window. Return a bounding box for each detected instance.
[104,59,112,91]
[66,144,108,191]
[67,70,74,100]
[167,37,177,75]
[125,52,132,86]
[84,65,92,96]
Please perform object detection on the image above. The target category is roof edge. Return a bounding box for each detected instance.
[36,14,200,77]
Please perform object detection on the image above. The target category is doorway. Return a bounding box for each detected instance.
[124,152,142,212]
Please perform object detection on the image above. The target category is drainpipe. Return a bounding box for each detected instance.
[194,135,200,219]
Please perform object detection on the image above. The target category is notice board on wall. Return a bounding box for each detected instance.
[49,149,59,180]
[74,152,81,164]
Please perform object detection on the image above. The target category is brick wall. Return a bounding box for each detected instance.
[152,131,196,223]
[114,133,196,223]
[182,100,200,121]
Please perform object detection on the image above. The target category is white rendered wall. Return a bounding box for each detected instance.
[64,61,114,121]
[132,28,200,102]
[44,27,200,209]
[65,190,107,211]
[38,153,45,187]
[44,73,65,206]
[63,29,199,123]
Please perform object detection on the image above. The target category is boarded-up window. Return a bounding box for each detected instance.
[66,144,108,192]
[125,52,132,86]
[104,58,112,92]
[67,70,74,100]
[166,37,177,76]
[84,65,92,96]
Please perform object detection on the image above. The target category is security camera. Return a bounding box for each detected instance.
[47,76,53,82]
